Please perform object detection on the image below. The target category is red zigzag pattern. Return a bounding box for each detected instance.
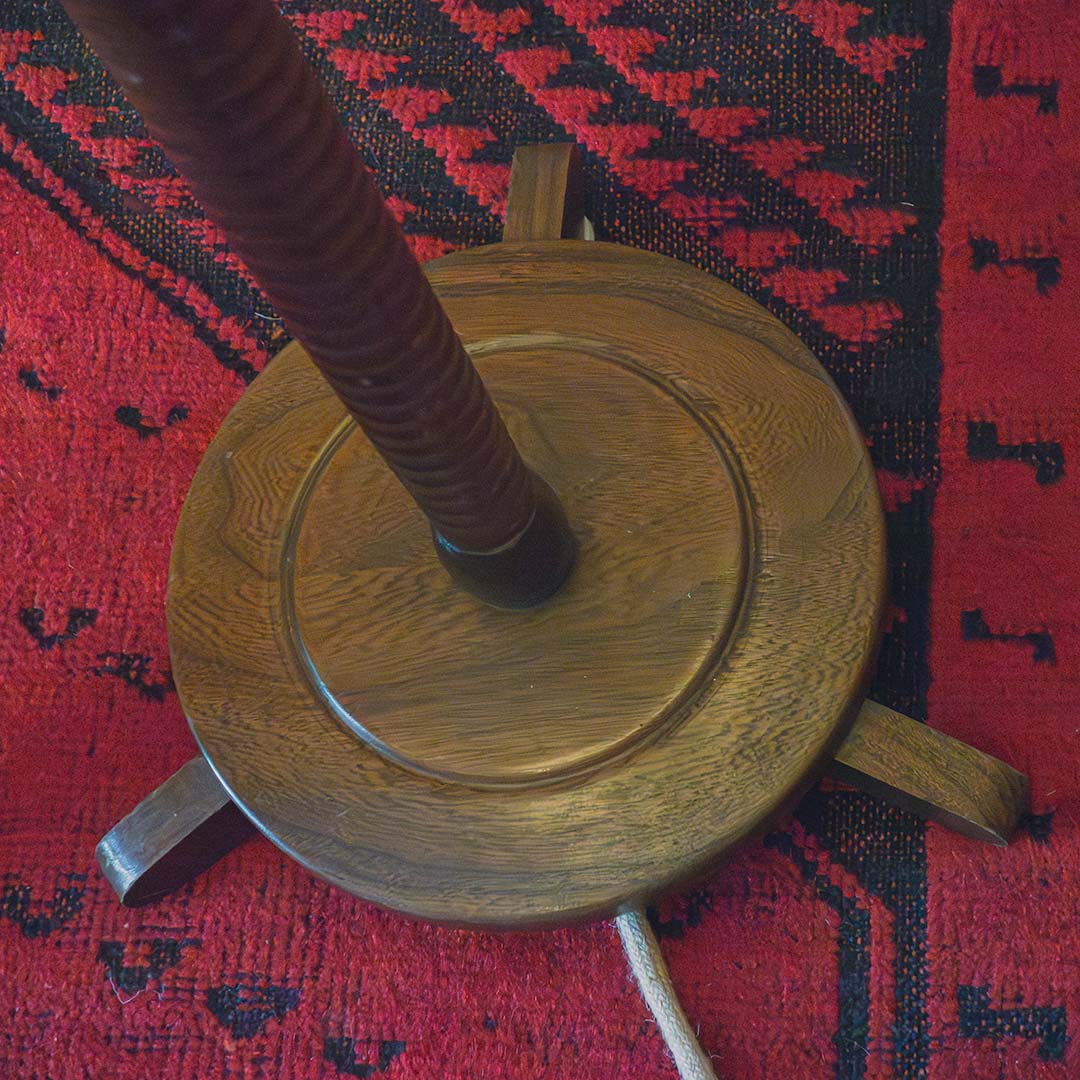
[424,0,918,347]
[1,7,923,348]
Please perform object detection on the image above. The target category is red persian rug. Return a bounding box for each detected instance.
[2,0,1078,1076]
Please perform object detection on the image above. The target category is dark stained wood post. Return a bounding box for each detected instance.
[60,0,575,608]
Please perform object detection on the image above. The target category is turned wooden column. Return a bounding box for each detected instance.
[61,0,575,608]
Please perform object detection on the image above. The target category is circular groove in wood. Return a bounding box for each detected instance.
[280,336,751,788]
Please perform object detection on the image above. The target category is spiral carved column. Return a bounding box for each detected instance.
[61,0,575,606]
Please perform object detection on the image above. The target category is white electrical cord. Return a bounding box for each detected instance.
[616,907,720,1080]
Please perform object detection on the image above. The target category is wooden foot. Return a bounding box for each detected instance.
[831,700,1028,845]
[504,144,585,242]
[96,756,253,905]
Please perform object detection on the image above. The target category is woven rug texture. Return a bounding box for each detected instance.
[1,0,1078,1076]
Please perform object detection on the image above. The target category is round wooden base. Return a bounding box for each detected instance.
[168,241,885,927]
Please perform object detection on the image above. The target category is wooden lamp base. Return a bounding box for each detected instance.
[97,148,1026,926]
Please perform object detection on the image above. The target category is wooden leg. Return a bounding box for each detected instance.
[831,700,1028,845]
[503,144,586,242]
[96,756,255,906]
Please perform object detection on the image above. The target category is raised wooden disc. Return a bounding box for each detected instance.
[169,241,886,927]
[290,343,747,786]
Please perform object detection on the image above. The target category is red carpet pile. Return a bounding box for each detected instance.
[1,0,1078,1076]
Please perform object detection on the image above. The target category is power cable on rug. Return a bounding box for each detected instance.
[616,907,720,1080]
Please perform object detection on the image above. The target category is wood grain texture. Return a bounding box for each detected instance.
[169,240,887,927]
[289,341,748,785]
[96,756,253,906]
[832,700,1029,844]
[503,144,585,242]
[59,0,540,554]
